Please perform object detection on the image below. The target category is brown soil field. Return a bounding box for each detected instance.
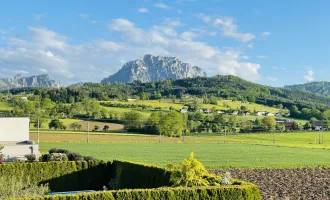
[212,168,330,200]
[69,121,125,132]
[30,133,240,143]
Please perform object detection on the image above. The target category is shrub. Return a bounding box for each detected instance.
[48,153,68,161]
[49,148,70,154]
[167,152,221,187]
[0,145,4,164]
[0,173,49,199]
[25,154,37,162]
[67,152,84,161]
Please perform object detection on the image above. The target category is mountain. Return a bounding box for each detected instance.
[285,82,330,96]
[101,54,206,84]
[0,74,62,90]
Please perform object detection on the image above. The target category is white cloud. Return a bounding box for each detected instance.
[138,8,149,13]
[257,55,268,59]
[0,19,263,85]
[197,13,212,23]
[34,14,45,21]
[153,3,170,9]
[261,32,271,37]
[303,70,314,82]
[213,17,255,42]
[265,76,278,82]
[247,43,253,49]
[242,55,249,60]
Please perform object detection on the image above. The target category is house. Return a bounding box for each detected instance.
[127,98,136,102]
[243,111,251,116]
[311,120,326,131]
[230,110,239,115]
[255,111,266,116]
[21,96,28,100]
[197,109,204,113]
[0,117,40,161]
[180,109,188,113]
[216,110,224,114]
[275,112,283,117]
[276,119,294,131]
[204,108,212,114]
[265,112,275,117]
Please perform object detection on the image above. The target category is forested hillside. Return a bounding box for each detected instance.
[3,75,330,114]
[285,81,330,96]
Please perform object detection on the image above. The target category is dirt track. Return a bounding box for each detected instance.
[211,168,330,200]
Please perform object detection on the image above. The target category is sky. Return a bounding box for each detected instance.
[0,0,330,87]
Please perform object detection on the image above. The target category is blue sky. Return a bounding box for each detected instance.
[0,0,330,86]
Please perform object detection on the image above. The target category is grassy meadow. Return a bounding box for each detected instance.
[39,142,330,168]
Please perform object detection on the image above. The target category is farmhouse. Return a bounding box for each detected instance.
[230,110,239,115]
[204,108,212,114]
[0,117,39,161]
[180,108,188,113]
[243,111,251,116]
[311,120,326,131]
[255,111,266,116]
[265,112,275,117]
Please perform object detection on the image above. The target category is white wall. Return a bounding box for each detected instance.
[0,118,30,142]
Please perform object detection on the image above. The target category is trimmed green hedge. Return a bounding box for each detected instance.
[11,185,261,200]
[0,161,112,192]
[112,160,171,189]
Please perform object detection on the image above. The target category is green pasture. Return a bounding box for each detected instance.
[0,102,12,112]
[40,142,330,169]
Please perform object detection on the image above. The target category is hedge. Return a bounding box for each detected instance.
[112,160,171,189]
[0,160,112,192]
[11,185,261,200]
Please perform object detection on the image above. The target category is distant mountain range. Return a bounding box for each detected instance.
[285,82,330,96]
[0,74,62,90]
[101,54,206,84]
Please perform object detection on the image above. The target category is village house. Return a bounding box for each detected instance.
[180,109,188,114]
[243,111,251,116]
[276,119,294,131]
[197,109,204,113]
[255,111,267,116]
[265,112,275,117]
[275,112,283,117]
[230,110,239,115]
[216,110,225,114]
[311,120,327,131]
[204,108,212,114]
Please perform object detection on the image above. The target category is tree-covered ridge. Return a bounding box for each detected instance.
[3,75,330,112]
[285,81,330,96]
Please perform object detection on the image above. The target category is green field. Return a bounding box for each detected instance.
[0,102,12,112]
[39,142,330,168]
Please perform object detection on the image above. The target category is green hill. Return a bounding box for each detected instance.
[285,81,330,96]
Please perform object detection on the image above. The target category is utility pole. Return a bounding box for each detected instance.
[37,118,40,143]
[87,119,90,143]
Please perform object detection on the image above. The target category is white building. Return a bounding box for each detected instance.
[0,118,39,161]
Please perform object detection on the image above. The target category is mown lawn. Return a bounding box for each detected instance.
[0,102,12,112]
[39,142,330,169]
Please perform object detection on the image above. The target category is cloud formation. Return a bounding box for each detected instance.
[153,3,170,9]
[137,8,149,13]
[0,18,262,85]
[303,70,314,82]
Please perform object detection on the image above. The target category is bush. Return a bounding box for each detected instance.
[48,153,68,161]
[49,148,70,154]
[68,152,84,161]
[0,174,49,199]
[0,161,112,192]
[25,154,37,162]
[111,160,171,189]
[10,185,261,200]
[167,152,221,187]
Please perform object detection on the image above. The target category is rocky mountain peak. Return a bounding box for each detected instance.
[101,54,206,84]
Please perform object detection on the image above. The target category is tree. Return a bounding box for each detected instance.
[304,122,312,130]
[77,124,82,131]
[209,96,218,105]
[160,111,183,137]
[70,122,80,130]
[123,111,146,130]
[103,125,110,132]
[33,118,47,129]
[262,117,276,131]
[93,125,100,131]
[48,119,65,130]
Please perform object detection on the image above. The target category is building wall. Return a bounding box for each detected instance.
[0,118,30,142]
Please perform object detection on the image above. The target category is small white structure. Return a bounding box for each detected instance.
[255,111,266,116]
[265,112,275,117]
[180,109,188,113]
[0,118,39,161]
[243,112,251,116]
[230,111,239,115]
[217,110,224,114]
